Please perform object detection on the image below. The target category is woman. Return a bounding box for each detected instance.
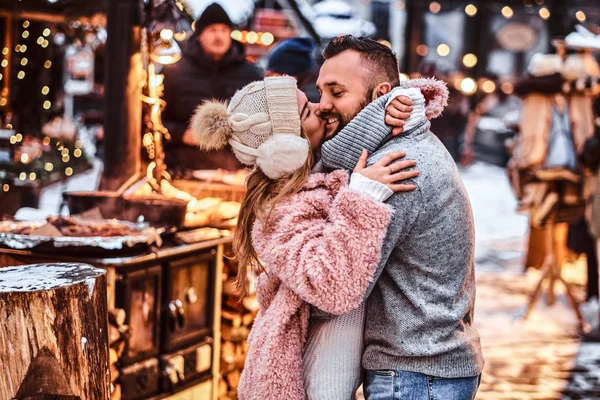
[192,76,435,399]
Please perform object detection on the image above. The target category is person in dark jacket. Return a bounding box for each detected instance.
[161,3,263,171]
[266,37,320,103]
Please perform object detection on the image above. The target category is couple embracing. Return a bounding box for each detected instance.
[192,36,484,400]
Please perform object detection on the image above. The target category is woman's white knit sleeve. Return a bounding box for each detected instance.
[348,172,393,202]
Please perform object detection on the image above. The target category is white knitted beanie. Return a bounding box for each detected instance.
[190,76,309,179]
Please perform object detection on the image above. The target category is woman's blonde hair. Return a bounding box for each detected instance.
[233,131,314,297]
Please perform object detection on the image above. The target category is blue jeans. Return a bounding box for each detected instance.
[364,369,481,400]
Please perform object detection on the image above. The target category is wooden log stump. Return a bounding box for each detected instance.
[0,263,110,400]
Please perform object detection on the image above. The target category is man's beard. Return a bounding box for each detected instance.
[322,90,372,140]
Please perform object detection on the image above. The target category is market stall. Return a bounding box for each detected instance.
[0,1,254,399]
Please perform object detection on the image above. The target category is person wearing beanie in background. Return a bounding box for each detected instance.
[266,37,320,102]
[161,2,263,172]
[191,74,448,399]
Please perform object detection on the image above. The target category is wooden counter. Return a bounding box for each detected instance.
[0,237,232,400]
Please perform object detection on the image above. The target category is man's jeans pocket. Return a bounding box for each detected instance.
[428,374,481,400]
[364,370,396,399]
[372,370,395,377]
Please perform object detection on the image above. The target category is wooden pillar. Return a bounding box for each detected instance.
[0,263,110,399]
[402,0,424,74]
[462,0,490,79]
[1,14,13,118]
[546,0,570,44]
[100,0,143,191]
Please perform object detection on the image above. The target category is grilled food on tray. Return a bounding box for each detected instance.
[4,216,145,237]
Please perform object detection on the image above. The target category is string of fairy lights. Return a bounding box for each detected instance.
[1,21,53,107]
[1,20,88,194]
[364,0,596,96]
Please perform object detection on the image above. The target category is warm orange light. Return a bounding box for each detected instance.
[416,44,428,56]
[246,31,259,44]
[501,82,514,94]
[482,80,496,93]
[437,44,450,57]
[460,78,477,95]
[429,2,441,14]
[502,6,514,19]
[160,29,174,41]
[465,4,477,16]
[260,32,274,46]
[462,53,477,68]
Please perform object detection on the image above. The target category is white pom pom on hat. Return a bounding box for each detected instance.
[190,76,309,179]
[255,134,310,179]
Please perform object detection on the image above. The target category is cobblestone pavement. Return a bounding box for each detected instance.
[474,236,595,400]
[465,162,600,400]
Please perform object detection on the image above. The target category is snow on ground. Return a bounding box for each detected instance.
[460,162,528,244]
[459,162,600,399]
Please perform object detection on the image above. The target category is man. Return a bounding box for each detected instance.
[318,35,484,399]
[266,37,320,102]
[162,3,263,171]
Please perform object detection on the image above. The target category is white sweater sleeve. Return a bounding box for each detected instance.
[385,87,426,132]
[348,172,393,202]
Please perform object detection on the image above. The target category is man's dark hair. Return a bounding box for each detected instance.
[322,35,400,87]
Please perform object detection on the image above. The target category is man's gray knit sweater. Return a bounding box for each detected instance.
[320,91,484,378]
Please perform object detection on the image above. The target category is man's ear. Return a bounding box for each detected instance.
[372,82,392,100]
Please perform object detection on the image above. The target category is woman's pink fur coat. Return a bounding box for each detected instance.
[237,170,392,400]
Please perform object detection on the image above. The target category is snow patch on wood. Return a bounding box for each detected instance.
[0,263,105,292]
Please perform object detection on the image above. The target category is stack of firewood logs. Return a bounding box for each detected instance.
[218,254,259,400]
[108,308,131,400]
